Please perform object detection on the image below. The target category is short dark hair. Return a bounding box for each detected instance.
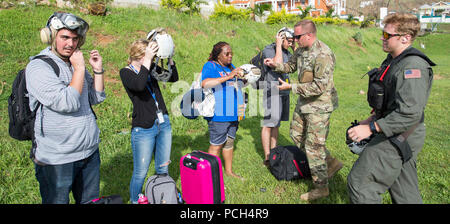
[294,20,316,34]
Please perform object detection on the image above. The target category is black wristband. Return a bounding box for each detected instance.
[93,68,105,75]
[369,121,377,134]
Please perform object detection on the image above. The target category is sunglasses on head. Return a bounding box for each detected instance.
[293,32,310,40]
[382,31,404,40]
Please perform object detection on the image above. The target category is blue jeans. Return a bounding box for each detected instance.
[34,149,101,204]
[129,114,172,203]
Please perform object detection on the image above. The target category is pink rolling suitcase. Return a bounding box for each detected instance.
[180,150,225,204]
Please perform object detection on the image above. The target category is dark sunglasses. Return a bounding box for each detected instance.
[222,52,233,57]
[382,31,404,40]
[293,32,309,40]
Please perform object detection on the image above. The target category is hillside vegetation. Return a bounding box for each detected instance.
[0,5,448,204]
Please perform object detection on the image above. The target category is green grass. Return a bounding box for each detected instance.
[0,5,449,204]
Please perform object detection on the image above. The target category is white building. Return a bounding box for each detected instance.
[418,1,450,25]
[230,0,346,17]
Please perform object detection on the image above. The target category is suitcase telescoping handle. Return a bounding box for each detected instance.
[184,153,203,170]
[186,153,204,161]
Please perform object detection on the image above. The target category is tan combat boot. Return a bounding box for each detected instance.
[326,155,343,179]
[300,187,329,201]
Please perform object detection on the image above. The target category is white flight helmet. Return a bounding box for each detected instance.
[40,12,89,47]
[345,120,372,155]
[146,28,175,82]
[147,28,175,59]
[347,140,370,155]
[239,64,261,84]
[277,27,294,39]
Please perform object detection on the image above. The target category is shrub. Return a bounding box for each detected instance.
[265,9,297,25]
[352,31,363,45]
[160,0,206,14]
[210,3,251,20]
[360,19,374,28]
[160,0,185,11]
[266,11,362,27]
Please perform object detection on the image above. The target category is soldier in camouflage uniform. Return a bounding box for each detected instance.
[264,20,342,201]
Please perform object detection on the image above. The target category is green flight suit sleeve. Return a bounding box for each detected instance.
[292,53,334,98]
[376,57,432,137]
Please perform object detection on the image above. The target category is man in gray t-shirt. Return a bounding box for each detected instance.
[261,28,295,165]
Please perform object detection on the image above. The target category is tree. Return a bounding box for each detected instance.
[183,0,207,14]
[253,4,272,19]
[298,5,312,19]
[325,7,335,18]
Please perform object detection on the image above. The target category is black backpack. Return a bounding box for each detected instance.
[269,145,311,181]
[249,50,266,89]
[8,55,59,141]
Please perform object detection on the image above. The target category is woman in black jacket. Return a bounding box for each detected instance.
[119,39,178,204]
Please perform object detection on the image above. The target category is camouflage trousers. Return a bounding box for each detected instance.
[290,111,332,188]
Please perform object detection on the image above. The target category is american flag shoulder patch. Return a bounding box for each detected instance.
[404,69,421,79]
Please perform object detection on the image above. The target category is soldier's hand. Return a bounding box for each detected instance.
[264,58,276,68]
[277,78,291,91]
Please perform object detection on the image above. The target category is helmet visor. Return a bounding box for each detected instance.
[47,12,89,37]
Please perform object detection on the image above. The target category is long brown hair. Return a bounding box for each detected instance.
[207,41,229,62]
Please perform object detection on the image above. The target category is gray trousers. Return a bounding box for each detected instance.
[347,124,425,204]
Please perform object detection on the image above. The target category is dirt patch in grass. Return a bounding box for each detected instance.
[93,33,117,47]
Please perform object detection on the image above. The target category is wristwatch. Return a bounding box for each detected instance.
[369,121,377,134]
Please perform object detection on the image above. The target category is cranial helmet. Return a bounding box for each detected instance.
[40,12,89,47]
[346,120,372,155]
[147,28,175,59]
[277,27,294,39]
[239,64,261,84]
[146,28,176,82]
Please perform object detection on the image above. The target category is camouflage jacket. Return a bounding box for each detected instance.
[274,39,338,114]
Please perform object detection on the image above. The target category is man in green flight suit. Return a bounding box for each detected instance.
[346,13,435,204]
[265,20,343,201]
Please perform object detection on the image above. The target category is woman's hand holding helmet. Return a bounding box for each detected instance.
[142,41,159,70]
[145,41,159,61]
[229,67,243,80]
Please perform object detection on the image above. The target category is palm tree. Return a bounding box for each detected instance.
[298,5,312,19]
[325,7,335,18]
[253,4,272,21]
[183,0,207,14]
